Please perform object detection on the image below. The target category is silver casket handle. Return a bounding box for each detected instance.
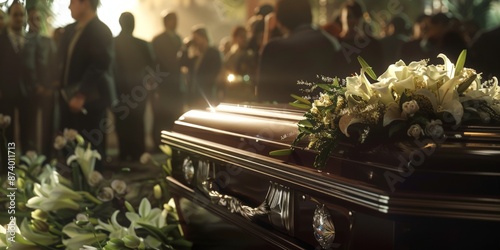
[202,178,269,220]
[197,160,294,234]
[201,179,294,234]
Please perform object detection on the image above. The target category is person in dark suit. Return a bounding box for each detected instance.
[256,0,341,103]
[58,0,116,162]
[0,1,38,153]
[27,6,58,158]
[113,12,154,162]
[336,0,384,77]
[151,11,184,147]
[180,25,223,109]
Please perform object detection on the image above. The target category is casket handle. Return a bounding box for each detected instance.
[202,178,270,220]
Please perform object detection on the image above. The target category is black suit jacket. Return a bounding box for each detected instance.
[59,17,116,109]
[114,33,154,94]
[257,25,341,103]
[0,29,38,102]
[152,31,182,95]
[180,46,222,97]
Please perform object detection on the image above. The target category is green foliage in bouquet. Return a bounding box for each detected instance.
[277,50,500,169]
[0,129,191,250]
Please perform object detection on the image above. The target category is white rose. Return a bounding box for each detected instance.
[402,100,420,117]
[87,171,104,187]
[111,179,127,195]
[407,124,424,139]
[63,128,79,141]
[76,213,89,222]
[97,187,114,202]
[53,135,67,150]
[425,120,444,138]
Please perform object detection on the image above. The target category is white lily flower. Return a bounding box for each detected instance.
[19,219,59,246]
[62,222,107,250]
[67,144,101,182]
[482,77,500,101]
[96,211,129,239]
[379,60,410,81]
[371,78,396,105]
[126,198,166,229]
[438,53,456,78]
[345,71,374,102]
[26,178,83,211]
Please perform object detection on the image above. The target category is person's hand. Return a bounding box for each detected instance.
[69,93,86,113]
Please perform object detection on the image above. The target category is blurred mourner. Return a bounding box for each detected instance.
[27,6,58,157]
[58,0,116,165]
[113,12,154,162]
[180,25,222,109]
[151,11,184,148]
[0,1,42,153]
[256,0,341,103]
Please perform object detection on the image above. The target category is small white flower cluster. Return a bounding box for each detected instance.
[87,170,127,202]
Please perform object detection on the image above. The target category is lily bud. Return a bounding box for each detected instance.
[31,209,49,221]
[31,219,50,232]
[153,184,162,200]
[122,235,141,249]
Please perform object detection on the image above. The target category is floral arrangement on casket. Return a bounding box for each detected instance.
[273,50,500,169]
[0,128,191,250]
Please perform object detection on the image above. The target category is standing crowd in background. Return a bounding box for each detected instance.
[1,0,499,167]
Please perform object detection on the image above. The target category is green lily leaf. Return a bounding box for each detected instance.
[269,149,293,156]
[289,102,311,110]
[316,83,333,91]
[454,49,467,77]
[357,56,377,80]
[298,119,313,128]
[137,223,170,244]
[170,239,193,250]
[456,74,477,94]
[290,94,311,105]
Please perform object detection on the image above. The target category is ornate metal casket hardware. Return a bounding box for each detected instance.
[313,204,336,249]
[201,177,294,235]
[202,179,269,220]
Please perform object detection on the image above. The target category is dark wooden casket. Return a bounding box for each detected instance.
[161,103,500,250]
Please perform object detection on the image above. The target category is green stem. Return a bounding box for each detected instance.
[77,191,103,205]
[86,209,104,250]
